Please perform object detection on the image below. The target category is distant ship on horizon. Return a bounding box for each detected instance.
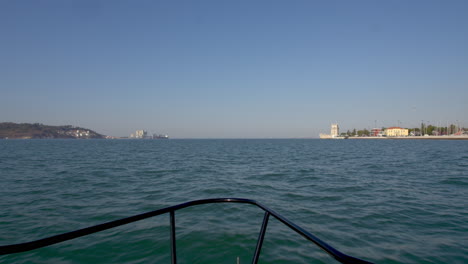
[153,134,169,139]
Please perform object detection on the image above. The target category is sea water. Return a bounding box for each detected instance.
[0,139,467,263]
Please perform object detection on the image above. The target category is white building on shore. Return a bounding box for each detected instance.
[130,130,147,139]
[320,123,342,139]
[385,127,409,137]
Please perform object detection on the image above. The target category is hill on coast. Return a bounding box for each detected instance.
[0,122,105,139]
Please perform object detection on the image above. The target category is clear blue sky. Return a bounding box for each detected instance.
[1,0,467,138]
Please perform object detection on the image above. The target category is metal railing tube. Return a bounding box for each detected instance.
[251,211,270,264]
[170,210,177,264]
[253,201,373,264]
[0,198,373,264]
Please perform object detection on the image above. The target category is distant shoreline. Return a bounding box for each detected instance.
[0,122,105,139]
[3,136,468,140]
[347,136,468,140]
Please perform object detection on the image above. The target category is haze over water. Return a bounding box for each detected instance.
[1,139,467,263]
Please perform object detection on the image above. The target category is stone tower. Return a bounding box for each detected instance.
[331,124,339,137]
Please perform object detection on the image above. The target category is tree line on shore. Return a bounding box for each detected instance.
[341,124,466,137]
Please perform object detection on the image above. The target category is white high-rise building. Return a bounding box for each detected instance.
[135,130,147,139]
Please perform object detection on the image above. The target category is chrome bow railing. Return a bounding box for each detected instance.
[0,198,373,264]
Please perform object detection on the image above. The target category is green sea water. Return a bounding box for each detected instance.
[0,139,467,263]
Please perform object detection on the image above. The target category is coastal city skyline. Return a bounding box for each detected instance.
[1,1,467,138]
[2,121,466,139]
[319,122,467,139]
